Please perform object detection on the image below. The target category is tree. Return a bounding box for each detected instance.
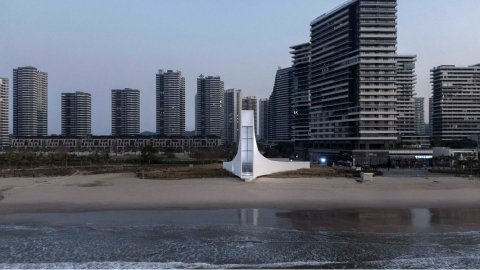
[4,148,14,169]
[163,147,176,159]
[141,145,158,164]
[55,145,69,168]
[102,149,110,164]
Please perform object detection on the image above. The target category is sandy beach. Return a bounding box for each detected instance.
[0,173,479,214]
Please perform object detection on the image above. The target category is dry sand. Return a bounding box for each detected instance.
[0,173,479,214]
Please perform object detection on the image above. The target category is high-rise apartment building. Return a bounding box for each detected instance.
[156,69,185,136]
[431,64,480,140]
[429,96,433,127]
[224,89,242,145]
[0,77,8,149]
[290,43,311,142]
[414,97,425,135]
[396,55,417,137]
[309,0,398,150]
[268,67,293,143]
[61,91,92,136]
[111,88,140,136]
[259,98,269,142]
[427,97,433,135]
[195,75,224,139]
[242,96,257,134]
[13,66,48,137]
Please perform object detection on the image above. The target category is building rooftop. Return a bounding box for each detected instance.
[290,42,310,50]
[310,0,356,26]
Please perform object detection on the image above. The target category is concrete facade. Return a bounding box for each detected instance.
[195,75,224,140]
[309,0,398,150]
[290,43,311,142]
[258,98,269,142]
[111,88,140,136]
[224,89,242,145]
[431,64,480,140]
[414,97,426,135]
[0,77,8,149]
[268,67,293,143]
[397,55,417,137]
[13,66,48,137]
[62,91,92,136]
[156,69,185,136]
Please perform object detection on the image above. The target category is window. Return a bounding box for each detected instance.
[241,126,253,175]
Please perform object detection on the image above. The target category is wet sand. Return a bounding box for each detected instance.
[0,173,479,214]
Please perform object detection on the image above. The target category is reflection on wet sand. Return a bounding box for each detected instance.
[430,208,480,228]
[238,209,259,226]
[275,208,480,232]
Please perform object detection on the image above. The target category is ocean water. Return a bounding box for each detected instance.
[0,208,479,269]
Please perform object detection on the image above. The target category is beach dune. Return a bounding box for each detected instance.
[0,173,479,214]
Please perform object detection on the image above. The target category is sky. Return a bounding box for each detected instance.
[1,0,479,135]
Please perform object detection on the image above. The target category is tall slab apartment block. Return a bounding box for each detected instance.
[431,64,480,140]
[309,0,398,150]
[13,66,48,137]
[224,89,242,145]
[396,55,417,137]
[258,98,269,142]
[268,67,293,143]
[0,77,8,148]
[62,91,92,136]
[156,69,185,137]
[111,88,140,136]
[195,75,224,140]
[414,97,425,135]
[290,43,311,142]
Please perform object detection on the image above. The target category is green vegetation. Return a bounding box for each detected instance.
[0,145,231,178]
[267,166,358,178]
[139,163,234,179]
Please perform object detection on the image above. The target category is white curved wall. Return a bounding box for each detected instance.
[223,110,310,181]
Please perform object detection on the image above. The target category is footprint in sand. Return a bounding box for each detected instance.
[65,180,113,188]
[0,186,14,201]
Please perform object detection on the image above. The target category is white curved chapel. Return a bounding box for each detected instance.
[223,110,310,182]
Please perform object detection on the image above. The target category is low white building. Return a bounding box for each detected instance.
[223,110,310,181]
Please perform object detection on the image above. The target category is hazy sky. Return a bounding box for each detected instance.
[1,0,479,134]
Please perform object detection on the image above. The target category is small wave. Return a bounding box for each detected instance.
[363,255,480,268]
[0,260,347,269]
[0,225,56,233]
[334,230,480,237]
